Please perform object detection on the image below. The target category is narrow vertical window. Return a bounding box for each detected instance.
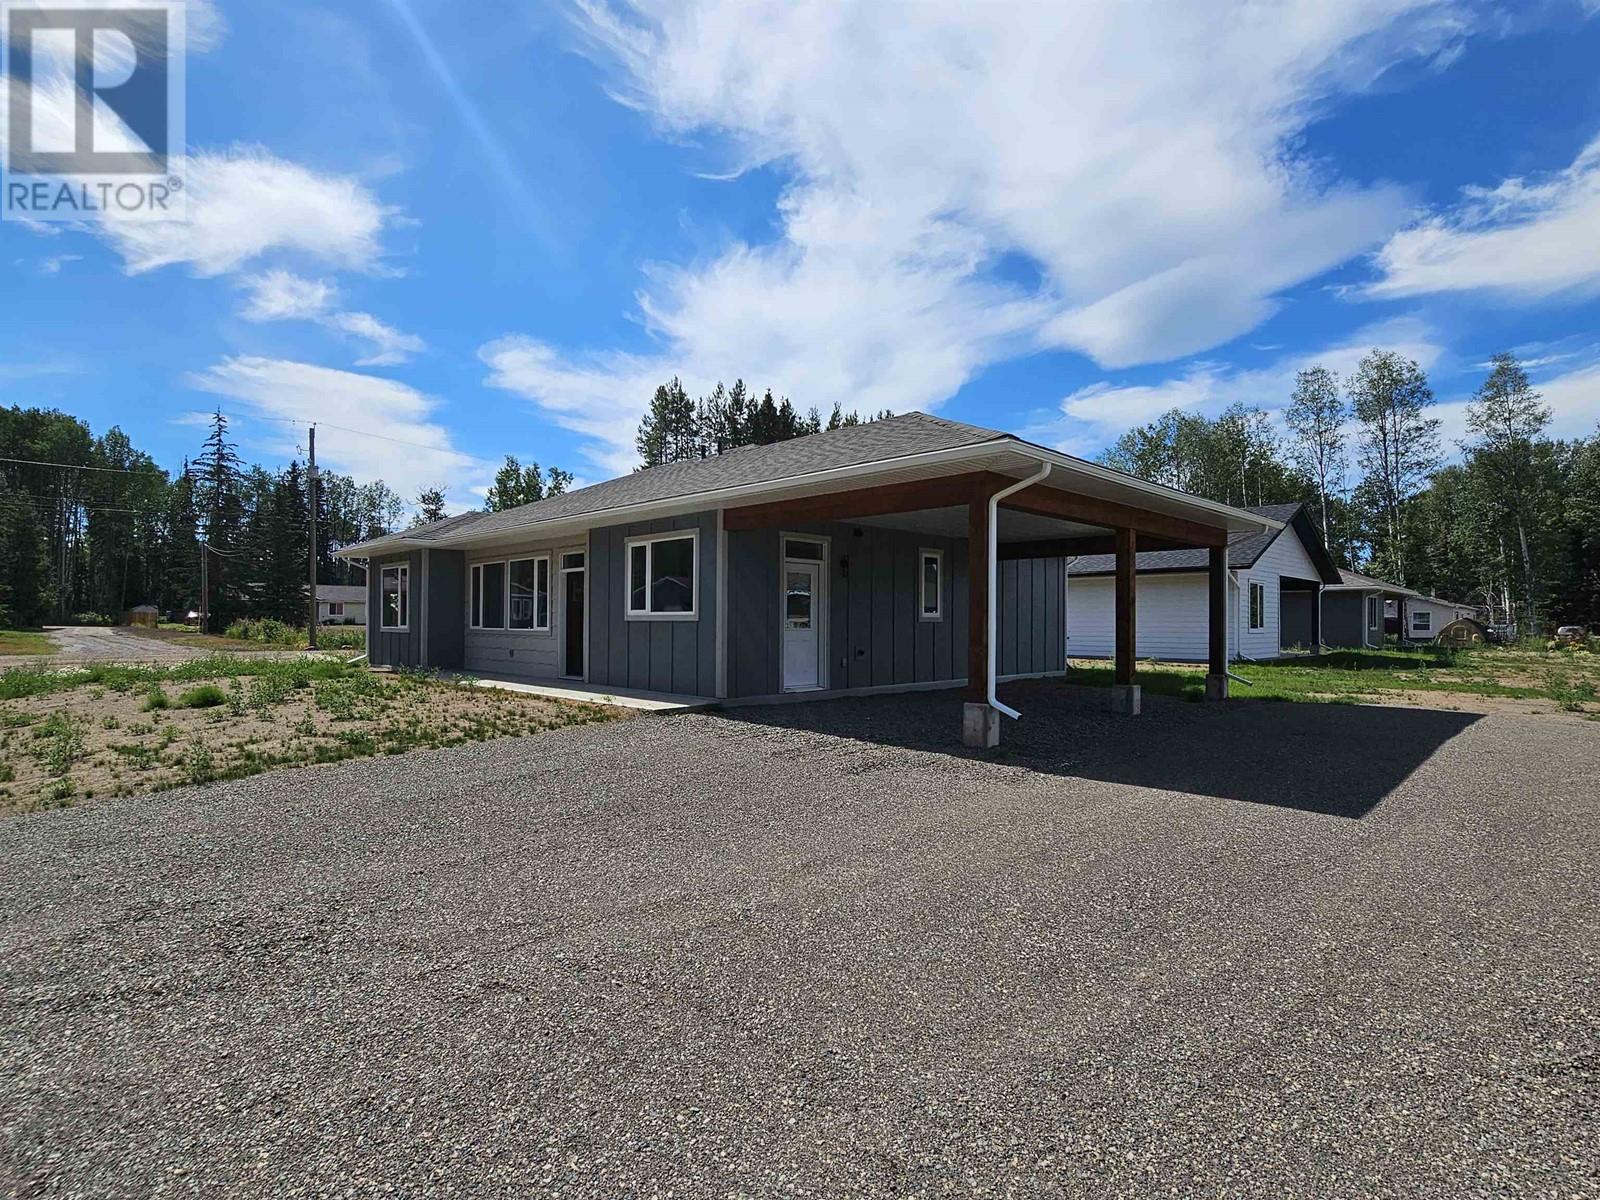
[536,557,550,629]
[1248,582,1265,631]
[919,549,943,620]
[629,543,648,612]
[380,564,409,630]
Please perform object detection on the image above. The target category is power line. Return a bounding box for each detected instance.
[0,455,157,474]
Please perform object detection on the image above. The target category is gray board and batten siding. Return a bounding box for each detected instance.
[587,512,719,698]
[371,510,1066,700]
[726,521,1067,700]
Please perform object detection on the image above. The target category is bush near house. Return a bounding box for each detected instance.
[224,619,366,651]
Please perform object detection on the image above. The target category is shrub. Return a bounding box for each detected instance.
[224,618,301,646]
[183,739,215,785]
[68,612,113,627]
[32,713,84,776]
[142,684,170,711]
[314,626,366,651]
[177,684,227,709]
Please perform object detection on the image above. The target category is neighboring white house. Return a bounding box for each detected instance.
[316,584,368,625]
[1064,503,1340,662]
[1388,593,1477,642]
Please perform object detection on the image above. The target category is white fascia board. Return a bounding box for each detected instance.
[345,436,1278,556]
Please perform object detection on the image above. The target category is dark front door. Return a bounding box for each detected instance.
[564,571,585,677]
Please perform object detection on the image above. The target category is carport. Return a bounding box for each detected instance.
[720,454,1272,747]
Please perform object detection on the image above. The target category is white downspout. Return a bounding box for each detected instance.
[987,462,1052,720]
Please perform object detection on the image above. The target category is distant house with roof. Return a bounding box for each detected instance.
[316,585,368,626]
[1064,503,1340,662]
[1320,568,1476,647]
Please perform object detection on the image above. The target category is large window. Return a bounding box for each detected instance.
[509,556,551,631]
[1248,581,1265,631]
[380,564,409,630]
[625,531,697,619]
[471,561,506,629]
[1412,610,1432,632]
[1367,596,1379,628]
[919,549,943,620]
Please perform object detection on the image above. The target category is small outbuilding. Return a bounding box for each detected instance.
[1436,617,1489,646]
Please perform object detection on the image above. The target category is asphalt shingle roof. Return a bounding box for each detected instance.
[1065,503,1304,576]
[348,413,1003,554]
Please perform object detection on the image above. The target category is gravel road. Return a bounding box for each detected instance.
[19,625,203,665]
[2,683,1596,1197]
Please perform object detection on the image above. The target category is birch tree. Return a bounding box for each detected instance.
[1348,350,1440,586]
[1284,366,1346,549]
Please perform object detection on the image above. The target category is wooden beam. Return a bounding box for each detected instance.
[1000,490,1228,547]
[722,472,989,531]
[1115,527,1137,687]
[999,534,1190,560]
[1209,543,1228,677]
[967,497,989,702]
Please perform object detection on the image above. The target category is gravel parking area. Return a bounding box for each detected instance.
[2,684,1597,1197]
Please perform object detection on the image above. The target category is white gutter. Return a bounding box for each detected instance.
[987,461,1052,720]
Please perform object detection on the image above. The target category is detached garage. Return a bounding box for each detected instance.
[1064,503,1340,662]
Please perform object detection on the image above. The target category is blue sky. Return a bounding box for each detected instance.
[5,0,1600,510]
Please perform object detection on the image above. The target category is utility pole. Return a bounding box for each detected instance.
[199,540,209,633]
[307,424,318,651]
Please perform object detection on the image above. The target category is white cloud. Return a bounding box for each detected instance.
[1365,135,1600,299]
[38,254,82,276]
[329,311,426,367]
[239,270,337,321]
[186,356,486,504]
[108,146,398,277]
[497,0,1478,468]
[1035,316,1445,457]
[1533,360,1600,439]
[238,270,425,365]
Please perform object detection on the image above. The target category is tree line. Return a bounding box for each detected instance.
[1098,349,1600,631]
[0,407,411,630]
[635,377,890,467]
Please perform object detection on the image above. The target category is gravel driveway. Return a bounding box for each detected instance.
[22,625,203,665]
[2,684,1596,1197]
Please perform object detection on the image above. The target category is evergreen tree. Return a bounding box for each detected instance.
[412,487,448,526]
[195,409,249,626]
[485,456,546,511]
[636,378,696,467]
[0,480,51,627]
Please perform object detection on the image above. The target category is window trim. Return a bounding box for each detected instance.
[624,529,700,622]
[507,554,552,633]
[1411,609,1432,632]
[1247,580,1265,631]
[470,556,553,634]
[919,548,944,621]
[379,564,409,632]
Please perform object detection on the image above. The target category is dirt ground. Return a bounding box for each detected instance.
[0,670,624,817]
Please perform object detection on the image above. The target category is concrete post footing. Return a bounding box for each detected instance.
[1110,684,1142,716]
[962,702,1001,747]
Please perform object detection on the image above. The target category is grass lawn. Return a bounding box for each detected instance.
[0,630,54,657]
[0,656,623,817]
[1066,643,1600,715]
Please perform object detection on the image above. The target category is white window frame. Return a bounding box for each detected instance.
[919,548,944,621]
[327,602,344,617]
[469,561,505,630]
[507,555,552,633]
[380,564,409,631]
[1367,596,1379,628]
[624,530,699,621]
[1248,581,1265,631]
[1412,609,1432,632]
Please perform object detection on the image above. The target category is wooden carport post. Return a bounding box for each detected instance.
[963,494,1000,747]
[1207,543,1229,700]
[1112,527,1140,715]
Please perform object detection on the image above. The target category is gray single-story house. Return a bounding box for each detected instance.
[337,413,1276,745]
[1062,503,1340,661]
[1321,569,1410,649]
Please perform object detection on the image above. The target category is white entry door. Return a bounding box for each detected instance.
[782,560,823,691]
